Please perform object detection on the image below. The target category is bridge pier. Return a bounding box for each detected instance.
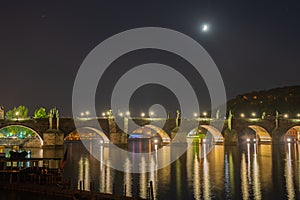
[43,131,64,147]
[223,128,238,145]
[109,132,128,144]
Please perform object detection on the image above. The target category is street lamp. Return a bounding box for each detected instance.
[119,112,124,117]
[126,111,130,116]
[193,112,198,117]
[240,113,245,118]
[203,112,207,117]
[85,111,90,116]
[284,114,289,118]
[251,112,256,117]
[80,112,84,117]
[149,111,154,116]
[102,112,106,117]
[141,112,145,117]
[15,111,19,121]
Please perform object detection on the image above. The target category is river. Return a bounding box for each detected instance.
[1,141,300,199]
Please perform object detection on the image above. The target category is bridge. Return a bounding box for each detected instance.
[0,115,300,147]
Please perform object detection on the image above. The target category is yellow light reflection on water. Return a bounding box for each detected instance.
[140,156,147,198]
[176,159,182,199]
[193,153,201,200]
[285,143,295,199]
[78,157,90,191]
[259,144,272,192]
[202,144,211,199]
[252,143,261,199]
[105,160,112,194]
[241,152,249,200]
[124,158,132,197]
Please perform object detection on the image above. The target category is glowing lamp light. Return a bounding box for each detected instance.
[251,112,256,117]
[240,113,245,118]
[149,111,154,116]
[80,112,84,117]
[202,139,206,143]
[102,112,106,117]
[141,112,145,117]
[85,111,90,115]
[284,114,288,118]
[193,113,198,117]
[203,112,208,117]
[154,139,158,144]
[246,138,251,142]
[297,113,300,117]
[253,138,256,142]
[126,111,130,116]
[287,138,291,142]
[119,112,124,117]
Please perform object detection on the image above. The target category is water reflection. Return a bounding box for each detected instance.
[60,141,300,199]
[252,144,262,199]
[240,143,262,200]
[285,143,295,199]
[78,157,90,190]
[2,141,300,199]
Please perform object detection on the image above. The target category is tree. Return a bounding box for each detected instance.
[5,105,29,120]
[34,107,48,119]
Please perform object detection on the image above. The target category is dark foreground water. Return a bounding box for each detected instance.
[1,141,300,200]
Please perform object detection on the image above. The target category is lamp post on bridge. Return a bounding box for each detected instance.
[15,111,19,122]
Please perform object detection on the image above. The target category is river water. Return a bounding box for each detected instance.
[1,141,300,199]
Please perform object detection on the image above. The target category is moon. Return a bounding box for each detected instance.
[202,24,209,32]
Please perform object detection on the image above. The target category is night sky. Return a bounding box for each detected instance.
[1,1,300,116]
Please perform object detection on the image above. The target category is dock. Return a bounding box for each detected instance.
[0,183,145,200]
[0,157,148,200]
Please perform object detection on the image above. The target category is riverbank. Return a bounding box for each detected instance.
[0,183,145,200]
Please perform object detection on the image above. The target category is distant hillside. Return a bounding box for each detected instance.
[227,86,300,117]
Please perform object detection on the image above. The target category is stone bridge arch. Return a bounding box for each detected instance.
[65,127,110,143]
[0,124,44,146]
[200,125,224,142]
[248,125,272,142]
[130,125,171,143]
[187,125,224,143]
[240,125,272,143]
[281,126,300,142]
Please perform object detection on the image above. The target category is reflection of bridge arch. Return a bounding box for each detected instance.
[248,125,272,142]
[0,125,43,146]
[131,125,171,143]
[187,125,224,142]
[65,127,110,143]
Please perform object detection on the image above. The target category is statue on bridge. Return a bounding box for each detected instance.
[176,110,181,127]
[49,107,60,130]
[228,110,233,130]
